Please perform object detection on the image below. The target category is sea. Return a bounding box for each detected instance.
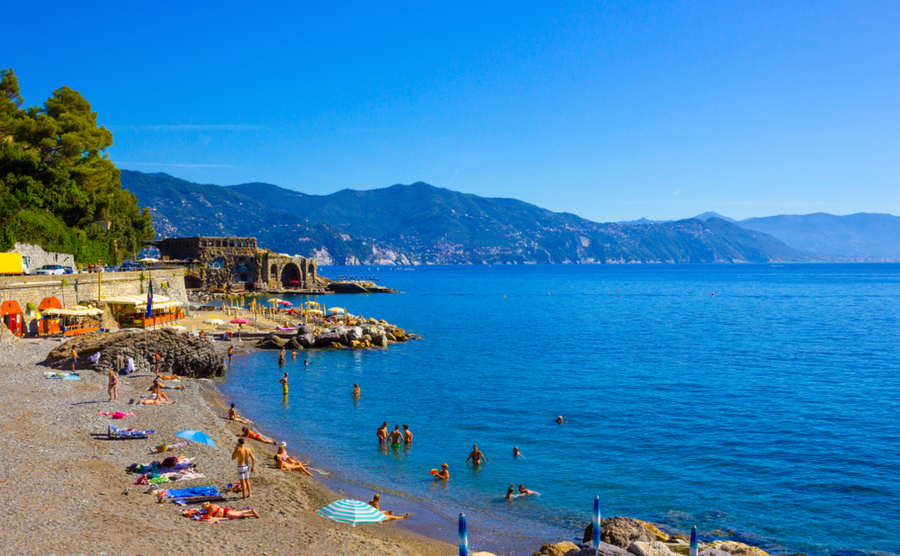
[216,264,900,556]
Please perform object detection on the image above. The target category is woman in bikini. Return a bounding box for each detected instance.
[200,501,260,519]
[107,370,117,402]
[238,426,276,444]
[274,445,313,475]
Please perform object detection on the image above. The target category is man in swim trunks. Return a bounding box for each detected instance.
[518,484,536,496]
[377,421,389,444]
[466,445,486,465]
[71,347,78,372]
[279,372,288,395]
[389,426,403,446]
[367,494,409,521]
[402,424,412,444]
[434,463,449,481]
[227,345,234,367]
[238,426,276,444]
[506,483,515,500]
[228,403,252,424]
[201,501,259,519]
[107,370,117,402]
[232,438,256,499]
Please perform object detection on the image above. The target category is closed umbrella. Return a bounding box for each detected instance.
[174,430,217,447]
[203,318,224,325]
[690,526,698,556]
[593,495,601,556]
[317,499,386,556]
[459,513,468,556]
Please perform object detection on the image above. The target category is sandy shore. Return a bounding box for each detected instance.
[0,337,454,556]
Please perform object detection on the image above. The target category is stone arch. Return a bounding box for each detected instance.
[270,264,278,280]
[210,257,225,269]
[281,263,301,288]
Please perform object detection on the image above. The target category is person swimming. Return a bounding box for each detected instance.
[556,415,564,424]
[505,483,515,500]
[513,447,523,458]
[389,426,403,447]
[466,445,486,465]
[402,424,413,444]
[434,463,449,481]
[352,383,360,397]
[518,484,537,496]
[377,421,389,444]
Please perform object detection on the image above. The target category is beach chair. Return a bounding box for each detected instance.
[108,424,155,439]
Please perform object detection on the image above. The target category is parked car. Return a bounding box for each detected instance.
[35,264,66,275]
[63,266,74,274]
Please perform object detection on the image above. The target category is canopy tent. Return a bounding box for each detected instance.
[101,295,183,311]
[38,297,62,311]
[41,306,103,317]
[102,294,185,329]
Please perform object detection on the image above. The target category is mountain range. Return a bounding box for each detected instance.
[121,170,897,265]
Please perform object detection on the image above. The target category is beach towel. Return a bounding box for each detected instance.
[152,442,188,454]
[108,424,154,439]
[98,411,135,419]
[43,371,81,380]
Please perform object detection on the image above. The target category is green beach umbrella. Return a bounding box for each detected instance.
[317,499,386,556]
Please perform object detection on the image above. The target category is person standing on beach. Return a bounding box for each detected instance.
[232,438,256,499]
[377,421,388,444]
[402,424,413,444]
[71,347,78,372]
[466,445,487,465]
[390,426,403,446]
[227,345,234,367]
[107,370,117,402]
[279,372,288,395]
[154,350,162,376]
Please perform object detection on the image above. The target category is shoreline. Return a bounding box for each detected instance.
[0,337,455,556]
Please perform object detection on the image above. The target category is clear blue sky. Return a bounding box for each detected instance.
[3,1,898,221]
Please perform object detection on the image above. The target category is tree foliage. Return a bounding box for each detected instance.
[0,68,153,263]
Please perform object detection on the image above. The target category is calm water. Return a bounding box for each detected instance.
[219,265,900,556]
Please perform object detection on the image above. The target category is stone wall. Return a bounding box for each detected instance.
[8,243,75,272]
[0,270,188,334]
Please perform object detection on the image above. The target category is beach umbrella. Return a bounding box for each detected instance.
[230,318,252,325]
[174,430,217,447]
[593,495,601,556]
[316,499,386,556]
[458,513,468,556]
[328,307,345,314]
[277,299,292,306]
[203,318,225,325]
[690,526,698,556]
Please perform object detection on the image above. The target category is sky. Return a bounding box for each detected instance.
[3,1,899,222]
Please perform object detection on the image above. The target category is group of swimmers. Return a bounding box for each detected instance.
[377,422,413,446]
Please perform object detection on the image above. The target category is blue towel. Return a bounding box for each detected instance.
[166,485,220,498]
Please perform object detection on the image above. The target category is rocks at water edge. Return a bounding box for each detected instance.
[253,315,414,351]
[628,541,677,556]
[704,541,770,556]
[699,550,733,556]
[584,517,656,548]
[637,520,670,542]
[531,541,580,556]
[45,329,226,378]
[563,542,632,556]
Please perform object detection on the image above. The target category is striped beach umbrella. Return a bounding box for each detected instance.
[317,499,386,556]
[690,526,698,556]
[593,495,601,555]
[458,513,468,556]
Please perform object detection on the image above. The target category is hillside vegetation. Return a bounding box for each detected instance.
[0,69,154,263]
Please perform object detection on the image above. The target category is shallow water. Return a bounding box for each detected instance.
[219,264,900,556]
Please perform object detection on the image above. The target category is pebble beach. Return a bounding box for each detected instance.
[0,337,454,556]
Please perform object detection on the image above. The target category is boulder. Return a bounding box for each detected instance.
[565,542,632,556]
[637,521,670,542]
[531,541,579,556]
[372,334,388,347]
[286,338,304,350]
[705,542,769,556]
[585,518,655,549]
[385,332,397,342]
[628,541,677,556]
[314,329,343,347]
[360,334,372,344]
[347,327,364,342]
[699,550,732,556]
[295,333,315,349]
[45,329,226,378]
[394,333,408,342]
[256,334,287,349]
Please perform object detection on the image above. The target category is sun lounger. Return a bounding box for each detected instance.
[108,424,155,439]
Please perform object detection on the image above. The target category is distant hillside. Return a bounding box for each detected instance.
[124,171,810,265]
[737,213,900,260]
[695,212,738,223]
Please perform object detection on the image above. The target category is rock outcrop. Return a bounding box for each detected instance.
[531,541,579,556]
[564,543,631,556]
[699,550,732,556]
[705,542,769,556]
[628,541,677,556]
[45,329,226,378]
[637,521,670,542]
[584,518,655,548]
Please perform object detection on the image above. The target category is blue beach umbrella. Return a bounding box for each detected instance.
[458,513,468,556]
[317,499,386,556]
[690,526,698,556]
[593,495,601,555]
[174,430,216,447]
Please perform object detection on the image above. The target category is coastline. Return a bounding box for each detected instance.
[0,337,454,555]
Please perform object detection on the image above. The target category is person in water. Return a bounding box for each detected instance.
[231,438,256,499]
[227,345,234,366]
[506,483,515,500]
[228,403,252,424]
[279,372,288,395]
[201,501,259,519]
[377,421,389,444]
[434,463,449,480]
[291,349,297,360]
[238,426,276,444]
[466,445,486,465]
[518,485,536,496]
[274,445,313,476]
[352,384,360,398]
[278,347,286,364]
[402,424,413,444]
[389,426,403,446]
[107,370,117,402]
[556,416,564,424]
[513,447,523,458]
[304,359,309,366]
[367,494,409,521]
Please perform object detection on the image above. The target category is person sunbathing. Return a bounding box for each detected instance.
[156,373,181,382]
[367,494,409,521]
[238,426,276,444]
[150,379,184,391]
[228,403,252,424]
[201,501,260,519]
[274,446,313,476]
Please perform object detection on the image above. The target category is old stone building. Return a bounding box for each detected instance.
[151,237,317,291]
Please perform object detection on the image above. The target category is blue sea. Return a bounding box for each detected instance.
[218,264,900,556]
